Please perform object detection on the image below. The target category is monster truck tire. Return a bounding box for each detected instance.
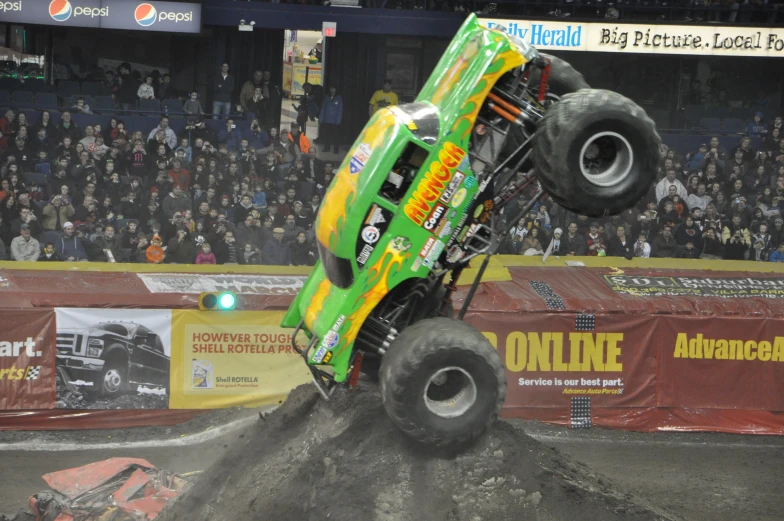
[379,317,505,448]
[98,350,129,397]
[532,88,661,217]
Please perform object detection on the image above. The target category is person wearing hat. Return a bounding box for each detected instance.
[747,112,767,136]
[263,227,292,266]
[54,221,88,261]
[770,243,784,262]
[369,79,398,117]
[10,223,40,262]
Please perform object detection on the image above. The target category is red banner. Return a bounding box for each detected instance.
[0,309,56,410]
[657,317,784,411]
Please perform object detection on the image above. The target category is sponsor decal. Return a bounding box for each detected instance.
[438,221,453,240]
[419,237,436,259]
[313,315,345,363]
[0,337,44,381]
[458,155,470,171]
[463,175,477,189]
[446,211,469,248]
[411,257,423,272]
[357,243,374,267]
[364,204,387,226]
[450,188,467,208]
[49,0,72,21]
[349,143,372,174]
[439,172,466,204]
[423,240,445,268]
[473,205,484,219]
[423,203,448,233]
[605,275,784,299]
[0,2,22,12]
[361,225,380,244]
[403,142,466,226]
[322,351,334,364]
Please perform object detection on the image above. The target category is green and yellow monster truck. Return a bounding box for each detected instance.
[282,13,661,448]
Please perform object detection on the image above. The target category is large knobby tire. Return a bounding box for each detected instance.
[533,88,661,217]
[379,317,506,449]
[529,53,589,106]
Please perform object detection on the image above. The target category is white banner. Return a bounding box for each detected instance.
[54,308,172,409]
[137,273,305,296]
[480,18,784,57]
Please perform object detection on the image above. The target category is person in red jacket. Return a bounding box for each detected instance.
[585,221,606,256]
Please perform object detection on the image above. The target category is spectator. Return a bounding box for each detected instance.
[55,222,89,261]
[217,118,242,152]
[633,232,651,258]
[89,224,124,262]
[39,242,58,262]
[166,229,197,264]
[0,110,15,151]
[369,79,398,117]
[168,159,191,191]
[11,206,41,238]
[184,91,204,124]
[214,229,240,264]
[10,223,40,261]
[263,227,292,265]
[146,234,165,263]
[241,242,262,264]
[240,70,265,113]
[195,242,216,264]
[724,228,749,260]
[43,194,75,232]
[585,221,605,256]
[770,244,784,263]
[213,62,234,119]
[700,228,723,259]
[677,240,701,259]
[608,224,634,259]
[655,169,688,202]
[319,86,343,154]
[117,63,139,112]
[290,231,316,266]
[137,75,156,100]
[147,117,178,150]
[652,226,677,258]
[163,184,192,220]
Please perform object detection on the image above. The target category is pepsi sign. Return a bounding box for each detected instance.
[2,1,201,33]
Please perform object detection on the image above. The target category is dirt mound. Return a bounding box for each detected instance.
[158,382,681,521]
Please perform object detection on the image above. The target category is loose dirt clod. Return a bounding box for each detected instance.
[157,382,682,521]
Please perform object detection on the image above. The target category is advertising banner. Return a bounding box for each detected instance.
[604,274,784,298]
[479,18,784,57]
[0,1,201,34]
[468,313,658,410]
[137,273,305,296]
[54,308,172,409]
[657,317,784,411]
[0,310,56,410]
[169,310,312,409]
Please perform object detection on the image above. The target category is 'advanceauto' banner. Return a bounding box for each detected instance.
[0,310,56,410]
[0,1,201,33]
[479,18,784,57]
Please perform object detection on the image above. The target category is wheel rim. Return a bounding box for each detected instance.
[104,369,122,393]
[423,366,477,419]
[578,131,634,188]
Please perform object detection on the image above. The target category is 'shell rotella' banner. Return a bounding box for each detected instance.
[169,310,312,409]
[0,310,56,410]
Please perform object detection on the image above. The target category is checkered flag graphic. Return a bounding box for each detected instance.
[25,367,41,380]
[575,314,596,331]
[570,396,592,429]
[529,281,566,310]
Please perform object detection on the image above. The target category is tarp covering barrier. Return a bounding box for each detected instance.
[1,257,783,434]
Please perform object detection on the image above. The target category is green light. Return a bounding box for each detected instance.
[218,293,236,309]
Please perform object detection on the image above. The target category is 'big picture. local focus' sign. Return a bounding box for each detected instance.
[0,0,201,33]
[480,18,784,57]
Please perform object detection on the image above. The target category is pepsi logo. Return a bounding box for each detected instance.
[49,0,72,21]
[135,3,157,26]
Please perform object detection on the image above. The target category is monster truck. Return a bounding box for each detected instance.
[281,13,660,448]
[56,322,170,396]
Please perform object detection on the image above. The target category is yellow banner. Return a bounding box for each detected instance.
[169,310,312,409]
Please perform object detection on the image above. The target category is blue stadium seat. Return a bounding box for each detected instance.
[80,82,102,97]
[0,78,20,92]
[139,99,161,115]
[93,96,116,113]
[10,91,34,109]
[721,118,745,133]
[699,118,722,131]
[162,98,183,115]
[142,116,162,134]
[22,110,40,127]
[0,90,9,107]
[22,78,48,93]
[56,80,80,99]
[47,110,62,127]
[167,117,186,136]
[35,92,58,109]
[72,113,106,130]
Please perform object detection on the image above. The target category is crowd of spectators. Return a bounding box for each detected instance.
[0,99,342,265]
[503,113,784,262]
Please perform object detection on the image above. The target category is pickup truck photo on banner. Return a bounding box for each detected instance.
[54,308,172,410]
[169,310,312,410]
[0,310,56,410]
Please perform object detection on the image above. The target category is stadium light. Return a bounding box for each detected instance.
[199,292,237,311]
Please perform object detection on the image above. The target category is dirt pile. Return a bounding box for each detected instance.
[157,382,681,521]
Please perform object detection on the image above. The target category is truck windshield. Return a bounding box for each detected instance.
[317,240,354,289]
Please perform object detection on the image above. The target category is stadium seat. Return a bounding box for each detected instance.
[72,113,106,130]
[162,98,183,115]
[721,118,745,133]
[139,99,161,115]
[93,96,116,113]
[10,91,34,109]
[0,78,20,92]
[35,93,59,109]
[56,80,80,99]
[22,78,48,93]
[38,230,62,250]
[167,117,186,136]
[0,90,9,107]
[80,82,102,97]
[66,94,94,109]
[22,110,40,127]
[47,110,62,127]
[699,118,722,131]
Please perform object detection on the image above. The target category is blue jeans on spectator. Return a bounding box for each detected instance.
[212,101,232,119]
